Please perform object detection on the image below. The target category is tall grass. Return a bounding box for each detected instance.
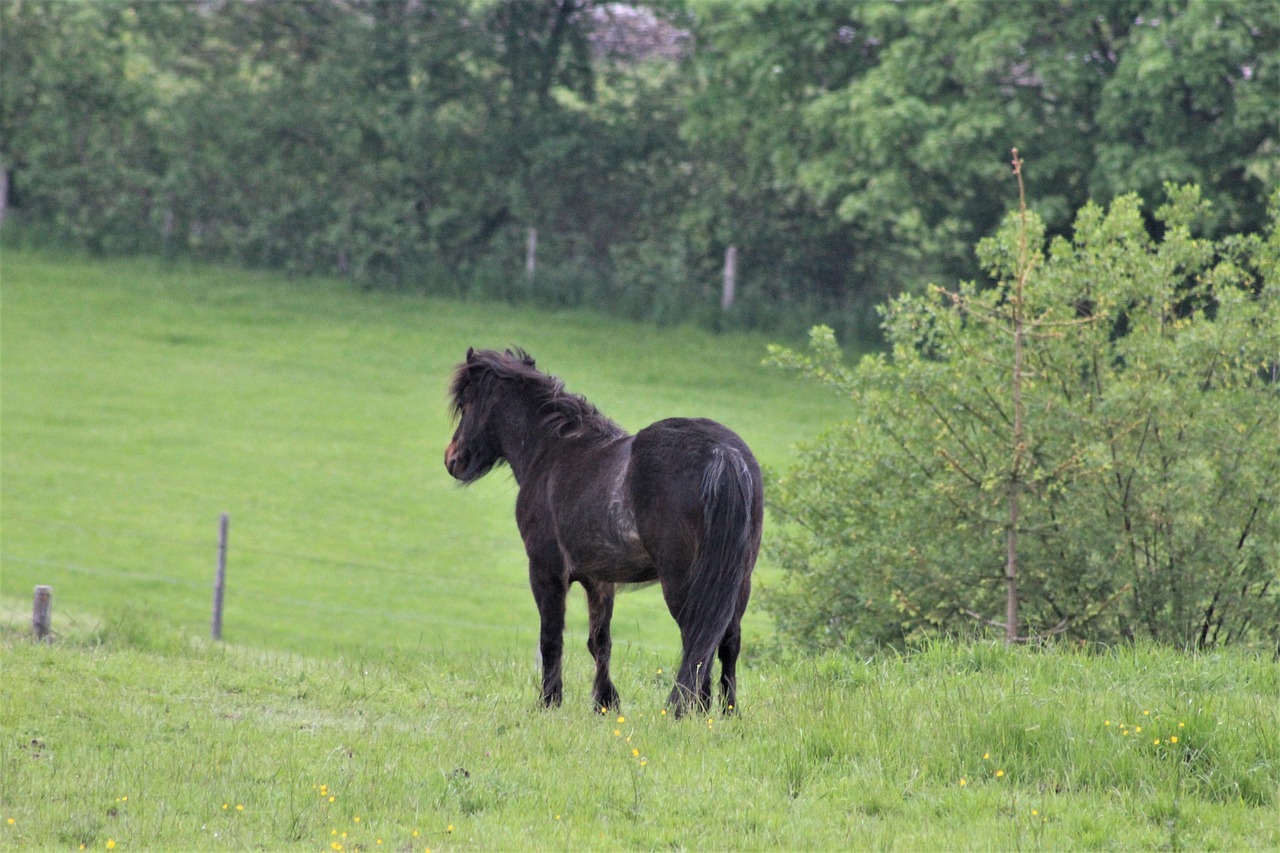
[2,621,1276,850]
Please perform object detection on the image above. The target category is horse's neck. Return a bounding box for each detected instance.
[499,408,618,487]
[496,398,559,486]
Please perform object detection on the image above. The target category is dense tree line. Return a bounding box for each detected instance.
[2,1,1277,338]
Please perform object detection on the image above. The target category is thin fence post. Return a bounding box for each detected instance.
[526,227,538,281]
[32,585,52,641]
[211,512,229,641]
[721,245,738,311]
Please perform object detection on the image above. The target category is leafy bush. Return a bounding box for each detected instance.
[766,185,1280,652]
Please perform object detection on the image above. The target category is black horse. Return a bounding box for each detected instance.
[444,348,763,716]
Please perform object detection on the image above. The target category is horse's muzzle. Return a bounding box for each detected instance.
[444,439,460,478]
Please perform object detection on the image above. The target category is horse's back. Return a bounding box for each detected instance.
[628,418,762,548]
[632,418,759,482]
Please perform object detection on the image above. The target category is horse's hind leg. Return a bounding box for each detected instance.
[717,622,741,713]
[660,579,717,717]
[667,624,716,717]
[582,579,620,712]
[718,576,752,713]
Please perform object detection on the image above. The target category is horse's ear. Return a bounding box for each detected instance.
[466,347,475,363]
[516,348,535,368]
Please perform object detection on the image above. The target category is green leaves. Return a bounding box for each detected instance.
[683,0,1279,333]
[767,186,1280,651]
[3,1,1277,338]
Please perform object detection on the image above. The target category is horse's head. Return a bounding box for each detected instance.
[444,347,536,483]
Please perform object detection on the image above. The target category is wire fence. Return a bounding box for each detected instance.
[3,550,558,626]
[0,512,681,653]
[1,511,523,592]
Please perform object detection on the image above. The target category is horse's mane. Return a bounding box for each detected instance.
[450,348,626,440]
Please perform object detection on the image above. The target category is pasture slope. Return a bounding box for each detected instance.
[3,251,1278,850]
[0,248,847,659]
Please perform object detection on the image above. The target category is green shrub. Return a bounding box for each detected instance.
[766,185,1280,652]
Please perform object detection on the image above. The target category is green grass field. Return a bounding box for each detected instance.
[1,248,849,660]
[3,251,1278,850]
[3,624,1277,851]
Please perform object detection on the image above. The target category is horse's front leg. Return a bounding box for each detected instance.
[529,550,568,708]
[582,579,620,712]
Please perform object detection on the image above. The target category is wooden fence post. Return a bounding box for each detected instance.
[525,227,538,280]
[721,245,738,311]
[32,585,52,641]
[211,513,229,640]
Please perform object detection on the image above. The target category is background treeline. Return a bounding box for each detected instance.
[2,0,1278,338]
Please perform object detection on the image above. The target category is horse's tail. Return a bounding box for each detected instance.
[676,443,759,696]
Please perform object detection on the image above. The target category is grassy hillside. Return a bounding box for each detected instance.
[4,252,1277,850]
[2,625,1276,851]
[1,249,850,661]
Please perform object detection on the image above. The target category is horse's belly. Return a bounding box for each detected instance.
[563,529,656,584]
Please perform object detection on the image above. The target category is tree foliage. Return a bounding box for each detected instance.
[2,0,1278,337]
[686,0,1279,329]
[766,185,1280,651]
[1,0,694,313]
